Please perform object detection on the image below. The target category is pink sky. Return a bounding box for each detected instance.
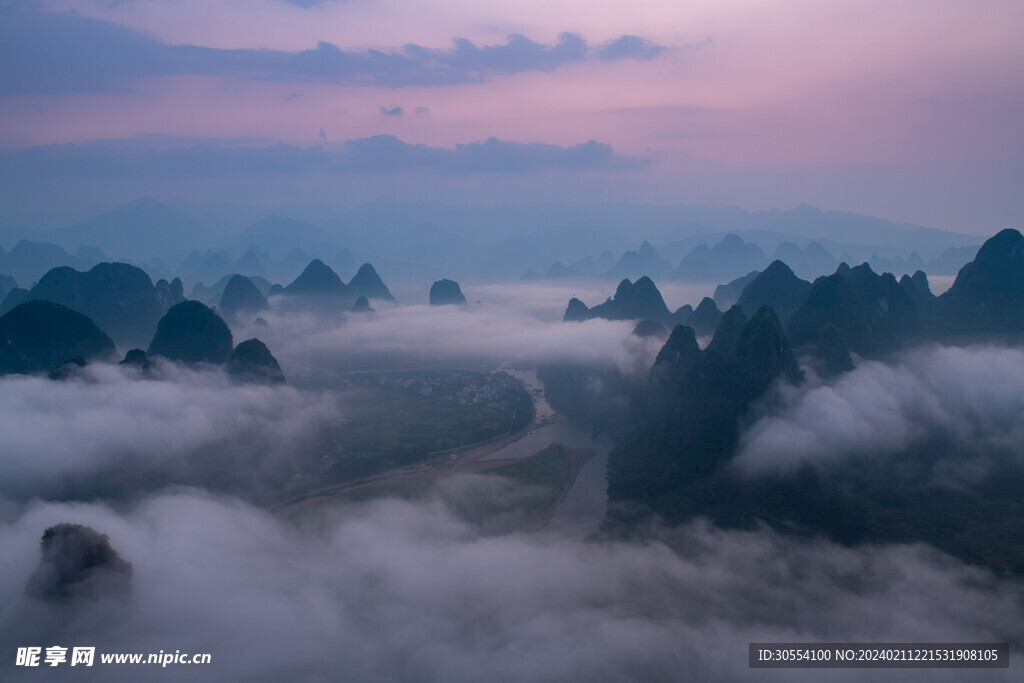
[1,0,1022,233]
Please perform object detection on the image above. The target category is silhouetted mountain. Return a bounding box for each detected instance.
[48,357,88,381]
[545,261,569,279]
[898,270,935,310]
[678,234,766,282]
[672,304,693,323]
[119,348,155,373]
[219,215,358,284]
[867,254,896,275]
[51,197,207,263]
[280,248,313,283]
[786,258,922,357]
[0,273,14,303]
[25,524,132,603]
[734,305,802,399]
[586,277,674,324]
[897,251,925,276]
[248,277,274,296]
[178,249,232,290]
[189,278,220,304]
[607,241,673,280]
[0,300,115,375]
[352,295,373,313]
[647,324,701,403]
[0,287,30,316]
[213,200,976,282]
[29,262,163,349]
[538,255,605,280]
[148,300,233,365]
[563,297,589,322]
[925,245,980,275]
[607,306,800,521]
[283,259,347,298]
[219,275,269,319]
[769,241,838,280]
[235,247,267,279]
[154,277,185,313]
[0,240,99,289]
[803,241,840,273]
[226,338,285,385]
[631,320,668,338]
[544,260,569,278]
[429,279,467,306]
[677,243,710,278]
[788,268,873,354]
[842,263,920,349]
[736,260,811,324]
[816,323,854,377]
[347,263,395,301]
[687,297,722,336]
[704,305,747,360]
[231,215,338,260]
[653,324,701,371]
[191,273,275,305]
[769,241,804,270]
[938,228,1024,333]
[713,271,759,310]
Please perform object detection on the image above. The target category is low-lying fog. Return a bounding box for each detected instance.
[736,344,1024,477]
[1,280,1021,682]
[1,490,1020,682]
[0,362,337,501]
[233,280,710,378]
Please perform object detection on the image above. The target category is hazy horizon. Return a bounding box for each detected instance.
[2,0,1022,235]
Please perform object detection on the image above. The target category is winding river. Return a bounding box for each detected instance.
[497,368,613,536]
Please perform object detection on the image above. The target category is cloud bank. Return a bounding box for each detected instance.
[0,361,337,500]
[0,8,666,94]
[234,285,665,378]
[734,344,1024,476]
[0,491,1020,682]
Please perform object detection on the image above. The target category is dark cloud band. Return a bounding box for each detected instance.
[0,8,667,95]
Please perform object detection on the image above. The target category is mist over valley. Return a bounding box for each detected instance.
[3,1,1024,679]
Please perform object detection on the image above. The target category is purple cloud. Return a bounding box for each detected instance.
[0,8,668,95]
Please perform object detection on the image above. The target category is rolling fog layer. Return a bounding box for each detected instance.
[735,344,1024,478]
[230,281,698,378]
[0,281,680,499]
[1,490,1022,683]
[1,283,1023,681]
[0,361,337,501]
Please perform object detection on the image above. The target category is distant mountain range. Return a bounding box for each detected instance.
[47,198,208,264]
[0,197,991,288]
[540,233,979,286]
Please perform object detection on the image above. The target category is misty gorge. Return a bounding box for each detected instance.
[3,1,1024,680]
